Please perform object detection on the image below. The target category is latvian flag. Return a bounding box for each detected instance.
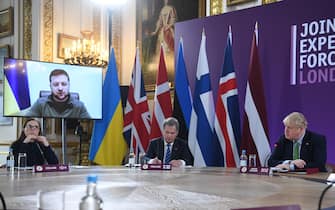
[241,23,271,167]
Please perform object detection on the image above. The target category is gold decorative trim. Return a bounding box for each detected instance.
[93,7,101,44]
[210,0,223,15]
[23,0,32,59]
[227,0,255,7]
[43,0,53,62]
[111,9,122,75]
[262,0,278,4]
[199,0,206,17]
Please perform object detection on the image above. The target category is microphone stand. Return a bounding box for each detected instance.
[318,182,334,210]
[35,142,48,164]
[75,123,83,165]
[0,192,7,210]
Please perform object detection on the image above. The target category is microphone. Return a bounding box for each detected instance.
[156,140,161,162]
[35,142,48,165]
[75,124,83,136]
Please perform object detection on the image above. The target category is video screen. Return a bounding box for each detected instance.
[2,58,103,119]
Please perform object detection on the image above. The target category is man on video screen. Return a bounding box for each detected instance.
[27,69,90,119]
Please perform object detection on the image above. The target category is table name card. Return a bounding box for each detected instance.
[33,164,69,173]
[141,164,172,170]
[240,166,270,175]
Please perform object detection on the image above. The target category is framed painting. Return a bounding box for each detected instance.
[137,0,205,91]
[0,44,13,125]
[57,33,78,59]
[227,0,255,6]
[0,7,14,38]
[0,84,13,126]
[0,45,10,80]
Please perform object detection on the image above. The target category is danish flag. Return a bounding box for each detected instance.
[149,45,173,140]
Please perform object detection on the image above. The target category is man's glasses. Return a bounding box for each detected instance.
[26,124,39,130]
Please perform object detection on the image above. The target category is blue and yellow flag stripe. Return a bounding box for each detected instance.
[89,49,127,165]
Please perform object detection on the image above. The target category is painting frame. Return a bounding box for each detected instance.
[0,44,10,80]
[57,33,78,59]
[0,44,13,126]
[227,0,255,6]
[0,85,13,126]
[136,0,205,92]
[262,0,278,4]
[210,0,224,15]
[0,7,14,38]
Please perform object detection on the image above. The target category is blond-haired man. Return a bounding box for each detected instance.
[268,112,327,172]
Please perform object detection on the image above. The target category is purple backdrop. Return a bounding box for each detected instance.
[175,0,335,164]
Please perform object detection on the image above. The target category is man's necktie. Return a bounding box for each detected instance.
[293,141,300,160]
[165,143,171,164]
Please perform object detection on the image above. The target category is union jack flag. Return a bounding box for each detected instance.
[214,27,241,167]
[123,47,151,154]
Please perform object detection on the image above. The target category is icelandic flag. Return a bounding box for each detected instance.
[149,45,172,141]
[214,28,241,167]
[89,48,128,165]
[172,38,192,140]
[241,23,271,167]
[188,31,224,167]
[123,47,151,154]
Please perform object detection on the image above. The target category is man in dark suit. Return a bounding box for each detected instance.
[268,112,327,172]
[146,117,193,167]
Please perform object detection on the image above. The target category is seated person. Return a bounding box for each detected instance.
[268,112,327,172]
[145,117,193,167]
[27,69,90,119]
[10,118,59,166]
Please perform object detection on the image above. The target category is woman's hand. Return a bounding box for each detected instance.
[36,136,49,147]
[23,134,38,144]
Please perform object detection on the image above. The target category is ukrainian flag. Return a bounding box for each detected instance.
[89,49,127,165]
[4,59,31,115]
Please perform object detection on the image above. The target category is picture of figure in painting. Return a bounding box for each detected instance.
[138,0,200,90]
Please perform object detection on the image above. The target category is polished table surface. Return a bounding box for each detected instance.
[0,167,334,210]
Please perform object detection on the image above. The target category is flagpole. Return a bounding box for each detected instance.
[130,127,134,152]
[255,22,259,46]
[228,25,232,45]
[129,46,137,162]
